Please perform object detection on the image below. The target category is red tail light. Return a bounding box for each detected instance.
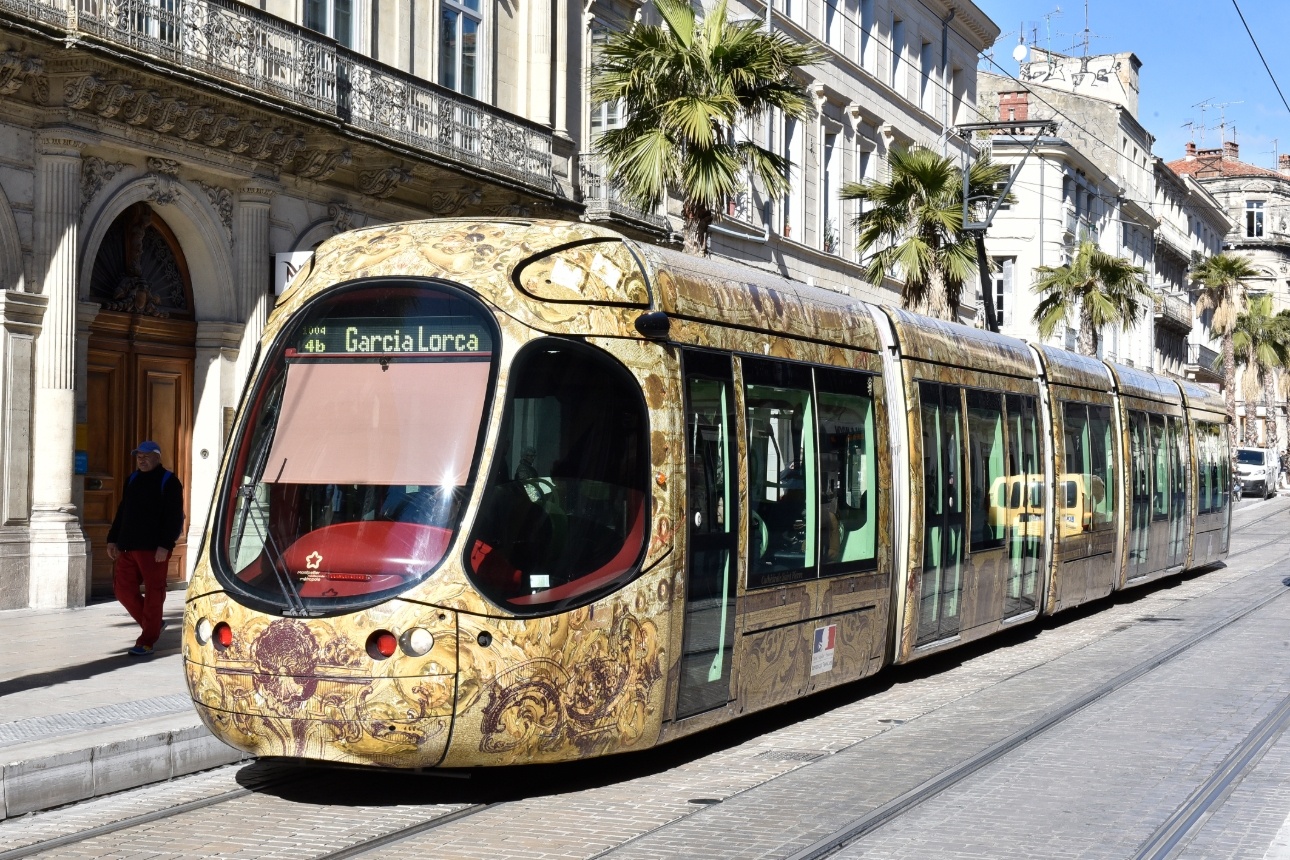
[367,630,397,659]
[213,622,233,649]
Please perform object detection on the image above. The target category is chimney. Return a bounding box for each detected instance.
[1223,140,1240,160]
[1280,153,1290,175]
[1185,142,1197,159]
[998,92,1029,123]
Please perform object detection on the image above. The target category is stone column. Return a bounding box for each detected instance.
[552,0,569,138]
[232,179,277,390]
[0,290,47,609]
[190,320,244,579]
[28,128,90,609]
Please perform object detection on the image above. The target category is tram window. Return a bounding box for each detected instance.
[1061,401,1115,533]
[216,284,496,610]
[966,389,1006,552]
[1004,393,1041,616]
[1197,422,1212,515]
[816,367,878,575]
[1151,415,1169,520]
[466,338,649,612]
[744,358,816,588]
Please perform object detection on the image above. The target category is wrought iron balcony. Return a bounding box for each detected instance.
[1154,292,1192,334]
[11,0,554,188]
[1188,343,1222,383]
[578,151,670,231]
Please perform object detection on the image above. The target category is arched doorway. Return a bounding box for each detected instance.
[84,202,196,598]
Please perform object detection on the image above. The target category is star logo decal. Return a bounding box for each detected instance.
[305,551,323,570]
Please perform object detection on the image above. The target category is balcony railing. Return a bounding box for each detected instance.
[1154,292,1192,333]
[17,0,553,188]
[1188,343,1220,373]
[578,151,669,230]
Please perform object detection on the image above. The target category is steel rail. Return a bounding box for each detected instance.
[1131,690,1290,860]
[781,537,1290,860]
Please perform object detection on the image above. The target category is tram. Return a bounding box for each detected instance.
[182,219,1232,768]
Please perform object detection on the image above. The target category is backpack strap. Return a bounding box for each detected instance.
[160,470,172,492]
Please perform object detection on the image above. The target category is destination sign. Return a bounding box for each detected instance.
[296,316,492,356]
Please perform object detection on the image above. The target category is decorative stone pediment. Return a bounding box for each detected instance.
[295,148,351,181]
[81,156,126,214]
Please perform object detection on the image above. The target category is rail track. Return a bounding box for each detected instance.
[6,505,1286,860]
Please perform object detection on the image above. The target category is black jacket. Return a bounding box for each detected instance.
[106,468,185,551]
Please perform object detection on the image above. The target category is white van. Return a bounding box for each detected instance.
[1235,447,1280,499]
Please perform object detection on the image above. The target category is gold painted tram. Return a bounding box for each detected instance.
[182,219,1232,768]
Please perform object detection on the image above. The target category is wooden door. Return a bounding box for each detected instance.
[85,313,195,598]
[84,347,128,596]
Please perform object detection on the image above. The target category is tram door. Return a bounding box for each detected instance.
[1148,415,1171,575]
[676,351,739,718]
[1167,417,1189,568]
[918,382,965,645]
[1127,411,1152,580]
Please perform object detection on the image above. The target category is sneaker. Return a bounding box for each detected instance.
[127,645,154,657]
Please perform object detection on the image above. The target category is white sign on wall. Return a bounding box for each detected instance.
[275,251,315,296]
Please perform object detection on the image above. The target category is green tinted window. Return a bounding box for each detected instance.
[816,368,878,574]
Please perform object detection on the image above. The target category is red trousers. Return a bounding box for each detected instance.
[113,550,168,648]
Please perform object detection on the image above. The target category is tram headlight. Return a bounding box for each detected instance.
[400,628,435,657]
[195,617,212,645]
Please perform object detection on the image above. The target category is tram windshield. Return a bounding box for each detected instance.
[215,284,496,611]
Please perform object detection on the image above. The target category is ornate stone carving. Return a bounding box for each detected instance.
[427,186,483,216]
[145,157,182,205]
[357,165,412,198]
[487,199,532,218]
[294,148,351,181]
[81,156,126,215]
[0,52,43,97]
[328,202,354,234]
[122,90,164,126]
[196,179,234,243]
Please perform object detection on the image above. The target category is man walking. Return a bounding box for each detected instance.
[106,441,185,656]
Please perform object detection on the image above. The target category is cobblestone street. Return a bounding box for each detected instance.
[1,497,1287,859]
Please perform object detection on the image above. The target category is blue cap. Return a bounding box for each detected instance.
[132,441,162,455]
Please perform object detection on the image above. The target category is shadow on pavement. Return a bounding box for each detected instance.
[0,614,183,697]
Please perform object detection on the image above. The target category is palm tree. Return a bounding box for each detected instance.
[1192,252,1259,447]
[1231,296,1290,448]
[591,0,821,255]
[841,145,1011,322]
[1030,240,1154,357]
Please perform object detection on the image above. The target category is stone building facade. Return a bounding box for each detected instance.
[0,0,1000,607]
[975,50,1228,377]
[1169,142,1290,445]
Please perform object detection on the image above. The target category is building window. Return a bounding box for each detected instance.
[783,116,804,240]
[824,0,841,50]
[588,30,623,142]
[822,132,838,253]
[890,18,904,93]
[991,257,1014,327]
[919,41,934,114]
[1247,201,1265,238]
[440,0,482,98]
[304,0,352,46]
[859,0,874,72]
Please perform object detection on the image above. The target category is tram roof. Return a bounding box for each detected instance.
[881,308,1038,379]
[1176,378,1228,418]
[635,244,881,351]
[1032,344,1114,392]
[1106,361,1183,406]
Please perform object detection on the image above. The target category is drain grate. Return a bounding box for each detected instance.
[755,749,827,762]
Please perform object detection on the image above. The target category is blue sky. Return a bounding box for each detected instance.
[974,0,1290,168]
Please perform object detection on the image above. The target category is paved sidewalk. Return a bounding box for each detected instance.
[0,589,243,820]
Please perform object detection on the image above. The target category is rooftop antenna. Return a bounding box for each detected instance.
[1082,0,1089,55]
[1192,98,1216,146]
[1215,101,1243,144]
[1266,139,1279,168]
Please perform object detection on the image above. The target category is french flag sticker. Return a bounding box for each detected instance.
[811,624,837,675]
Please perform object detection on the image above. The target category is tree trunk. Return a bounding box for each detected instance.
[975,233,998,333]
[1266,373,1278,455]
[1077,305,1097,357]
[682,200,711,256]
[1223,331,1237,456]
[927,268,950,322]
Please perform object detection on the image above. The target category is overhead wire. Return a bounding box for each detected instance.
[1228,0,1290,115]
